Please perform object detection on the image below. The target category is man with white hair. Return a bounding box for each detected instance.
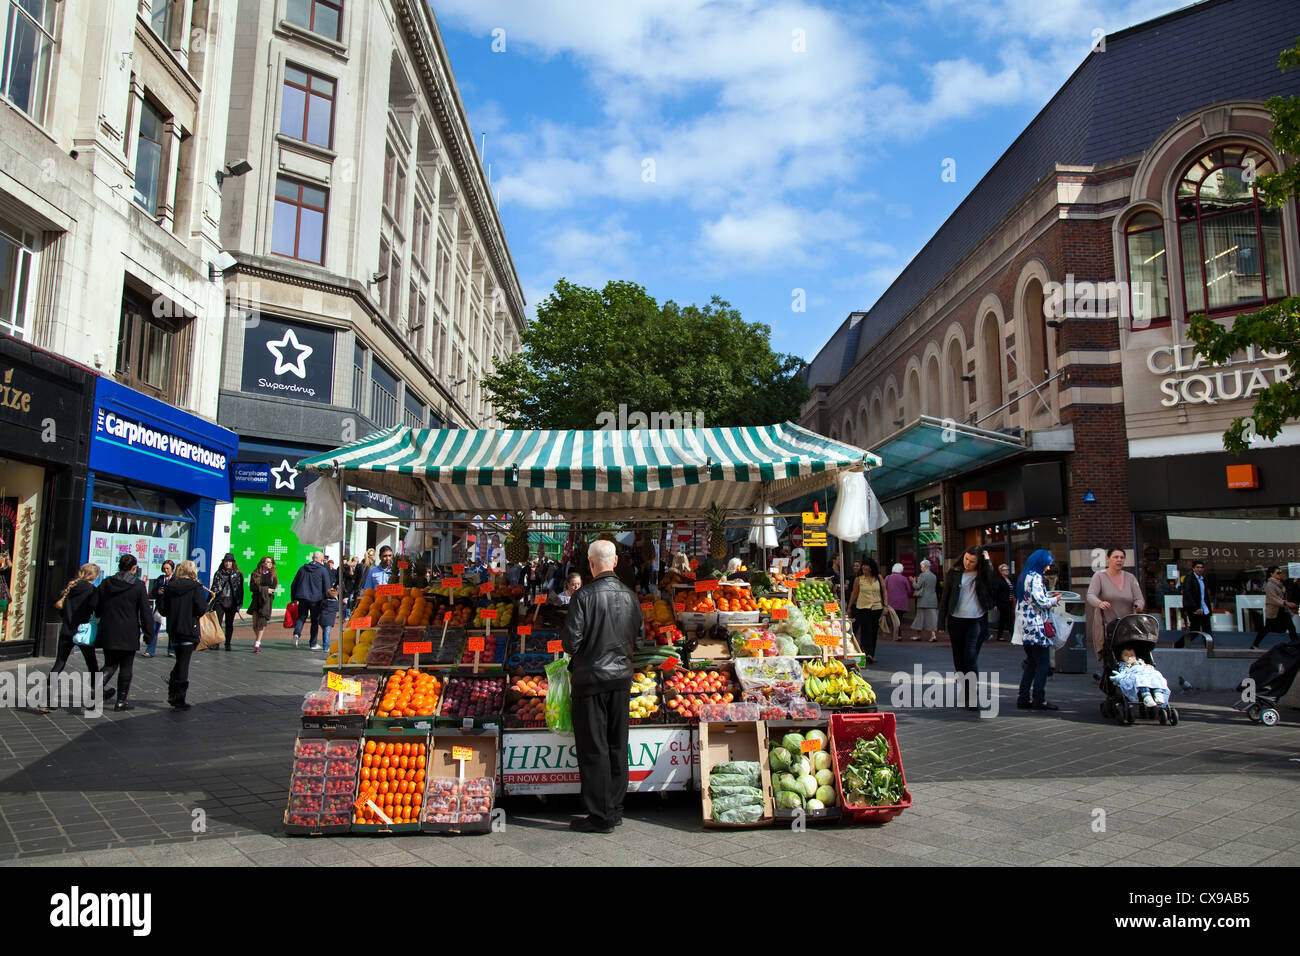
[911,558,940,643]
[561,538,642,833]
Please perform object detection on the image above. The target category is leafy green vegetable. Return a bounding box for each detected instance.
[843,733,904,807]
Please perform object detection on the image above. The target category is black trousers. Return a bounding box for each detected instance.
[571,688,629,824]
[100,649,136,699]
[168,643,196,704]
[217,604,237,647]
[994,601,1014,639]
[1253,613,1298,648]
[51,633,98,676]
[949,616,987,703]
[853,607,883,656]
[1185,610,1212,635]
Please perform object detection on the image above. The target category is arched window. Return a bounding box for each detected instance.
[979,312,1003,415]
[1178,146,1287,316]
[905,369,920,422]
[1022,278,1048,385]
[944,338,965,421]
[1124,210,1169,328]
[924,355,941,416]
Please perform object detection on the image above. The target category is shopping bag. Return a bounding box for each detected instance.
[282,600,299,629]
[1049,608,1072,649]
[544,655,574,735]
[1010,613,1025,645]
[73,619,99,647]
[197,611,223,651]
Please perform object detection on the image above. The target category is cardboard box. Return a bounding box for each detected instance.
[765,720,842,824]
[421,730,499,834]
[699,721,773,828]
[350,727,429,835]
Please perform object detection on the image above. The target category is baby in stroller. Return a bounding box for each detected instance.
[1111,646,1171,708]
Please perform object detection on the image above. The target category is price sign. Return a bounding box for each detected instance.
[480,609,498,621]
[376,583,405,597]
[673,602,686,613]
[546,640,563,654]
[348,616,372,629]
[326,672,362,695]
[800,738,823,754]
[813,633,840,647]
[467,636,485,652]
[641,602,654,613]
[824,602,840,615]
[802,511,827,526]
[452,746,473,761]
[480,582,495,594]
[770,607,789,620]
[533,594,548,605]
[452,564,465,575]
[663,627,681,642]
[441,576,463,589]
[745,637,774,651]
[659,658,678,672]
[403,641,432,655]
[397,561,410,570]
[689,558,699,571]
[694,579,718,592]
[516,625,532,637]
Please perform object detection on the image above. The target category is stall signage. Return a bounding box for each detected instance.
[533,594,548,605]
[500,727,697,794]
[516,625,532,637]
[813,634,840,647]
[467,637,485,652]
[0,343,89,465]
[1146,344,1291,408]
[441,577,463,589]
[90,378,237,502]
[694,579,718,592]
[546,640,564,653]
[480,609,498,621]
[348,616,372,629]
[452,746,474,761]
[376,584,404,597]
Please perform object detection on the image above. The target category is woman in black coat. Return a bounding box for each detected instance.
[96,554,153,712]
[937,546,1002,711]
[162,560,209,711]
[211,553,245,652]
[46,563,102,712]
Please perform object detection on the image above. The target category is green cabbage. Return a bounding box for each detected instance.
[814,768,834,788]
[815,785,837,805]
[805,798,824,811]
[711,791,764,813]
[776,772,799,793]
[798,774,818,798]
[774,790,803,810]
[781,733,805,754]
[805,729,828,747]
[768,747,793,772]
[812,751,833,772]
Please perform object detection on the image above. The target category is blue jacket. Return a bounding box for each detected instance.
[291,562,332,604]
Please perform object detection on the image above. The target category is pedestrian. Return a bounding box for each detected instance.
[96,554,153,712]
[143,559,175,658]
[992,562,1015,641]
[1015,549,1061,711]
[340,556,357,616]
[162,560,209,710]
[1085,548,1145,661]
[848,558,884,664]
[883,563,911,639]
[1180,560,1213,636]
[290,551,332,649]
[45,563,102,712]
[724,557,749,583]
[320,558,340,651]
[1251,565,1299,649]
[561,539,641,833]
[828,554,842,591]
[247,556,278,653]
[362,545,395,593]
[938,547,1000,710]
[911,559,939,642]
[211,553,245,652]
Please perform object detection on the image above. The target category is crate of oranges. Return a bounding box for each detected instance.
[367,669,442,731]
[347,586,433,630]
[352,733,428,833]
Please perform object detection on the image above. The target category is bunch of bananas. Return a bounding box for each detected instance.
[803,659,848,680]
[803,669,876,707]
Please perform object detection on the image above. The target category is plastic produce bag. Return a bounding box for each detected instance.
[711,762,761,781]
[710,792,764,813]
[544,655,573,735]
[709,783,764,798]
[715,805,765,824]
[1049,608,1072,649]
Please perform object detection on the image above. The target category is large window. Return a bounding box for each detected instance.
[2,0,53,123]
[133,99,167,216]
[407,279,425,354]
[0,217,36,340]
[351,341,367,411]
[116,285,191,403]
[370,360,399,428]
[1124,210,1170,329]
[280,65,335,148]
[285,0,341,42]
[1177,146,1287,317]
[403,391,425,429]
[147,0,173,44]
[382,143,406,222]
[271,176,327,263]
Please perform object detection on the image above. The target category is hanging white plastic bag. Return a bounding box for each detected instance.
[291,474,343,546]
[828,470,869,540]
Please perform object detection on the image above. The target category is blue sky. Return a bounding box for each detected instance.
[432,0,1190,362]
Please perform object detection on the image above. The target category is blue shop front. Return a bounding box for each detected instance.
[84,379,238,586]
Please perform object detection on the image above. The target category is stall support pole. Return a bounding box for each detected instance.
[336,460,346,654]
[839,538,850,661]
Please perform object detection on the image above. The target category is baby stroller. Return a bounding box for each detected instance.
[1235,640,1300,726]
[1098,612,1179,726]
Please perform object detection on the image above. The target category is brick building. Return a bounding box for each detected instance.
[802,0,1300,627]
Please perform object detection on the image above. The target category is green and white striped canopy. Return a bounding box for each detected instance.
[297,423,880,519]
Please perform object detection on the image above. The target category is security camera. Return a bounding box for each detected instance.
[213,250,238,272]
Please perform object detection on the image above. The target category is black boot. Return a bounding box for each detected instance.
[113,695,130,711]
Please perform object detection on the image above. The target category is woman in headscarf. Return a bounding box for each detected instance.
[1015,549,1061,711]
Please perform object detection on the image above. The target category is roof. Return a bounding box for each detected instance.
[806,0,1300,382]
[296,423,881,519]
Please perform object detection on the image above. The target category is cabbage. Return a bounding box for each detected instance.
[769,747,793,772]
[793,756,811,777]
[805,729,828,747]
[812,751,833,772]
[805,799,824,811]
[815,768,834,788]
[815,785,837,805]
[774,790,803,810]
[776,772,799,793]
[798,774,818,798]
[781,733,805,754]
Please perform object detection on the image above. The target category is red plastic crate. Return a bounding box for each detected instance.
[828,712,911,824]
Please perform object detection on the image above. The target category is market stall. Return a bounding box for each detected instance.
[282,423,901,835]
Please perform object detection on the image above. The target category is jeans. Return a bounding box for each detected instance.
[948,615,987,681]
[217,603,237,648]
[1018,644,1051,704]
[293,601,324,644]
[853,607,883,657]
[168,643,196,705]
[101,649,136,700]
[572,688,630,825]
[143,611,164,655]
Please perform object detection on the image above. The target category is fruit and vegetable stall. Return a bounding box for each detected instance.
[284,423,896,835]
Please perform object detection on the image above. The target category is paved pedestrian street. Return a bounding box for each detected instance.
[2,635,1298,868]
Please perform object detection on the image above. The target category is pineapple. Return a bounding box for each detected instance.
[705,504,728,561]
[505,512,529,565]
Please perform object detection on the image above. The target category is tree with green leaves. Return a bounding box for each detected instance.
[1188,39,1300,454]
[482,278,809,429]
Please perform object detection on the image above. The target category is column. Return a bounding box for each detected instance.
[158,118,183,230]
[123,77,146,172]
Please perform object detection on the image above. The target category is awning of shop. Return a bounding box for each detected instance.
[866,416,1026,501]
[296,422,881,520]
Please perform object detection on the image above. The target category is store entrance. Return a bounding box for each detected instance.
[971,518,1070,585]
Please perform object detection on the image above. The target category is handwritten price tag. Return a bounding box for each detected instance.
[641,602,654,612]
[769,607,789,620]
[397,561,410,570]
[660,658,678,672]
[403,641,432,655]
[813,634,840,648]
[480,609,498,621]
[673,602,686,613]
[824,602,840,615]
[479,582,495,594]
[441,577,463,589]
[467,637,485,652]
[452,564,465,575]
[516,625,532,637]
[533,594,548,605]
[326,672,362,695]
[800,738,823,753]
[546,640,563,654]
[694,579,718,592]
[376,584,405,597]
[452,746,473,761]
[348,616,372,629]
[746,637,773,651]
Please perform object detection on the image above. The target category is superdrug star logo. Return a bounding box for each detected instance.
[271,459,298,490]
[266,329,313,379]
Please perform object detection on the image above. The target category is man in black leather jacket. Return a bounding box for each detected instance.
[561,539,642,833]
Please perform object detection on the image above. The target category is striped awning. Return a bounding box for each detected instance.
[297,423,880,520]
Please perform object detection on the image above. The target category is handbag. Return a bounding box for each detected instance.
[73,618,99,647]
[283,600,299,628]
